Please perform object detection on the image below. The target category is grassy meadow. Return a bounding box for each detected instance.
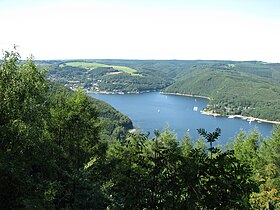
[60,61,142,76]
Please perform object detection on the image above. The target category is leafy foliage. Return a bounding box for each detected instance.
[104,129,256,209]
[0,51,131,209]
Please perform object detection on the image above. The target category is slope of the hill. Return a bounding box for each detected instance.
[163,64,280,121]
[51,83,133,140]
[91,95,133,140]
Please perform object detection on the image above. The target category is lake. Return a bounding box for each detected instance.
[89,92,274,145]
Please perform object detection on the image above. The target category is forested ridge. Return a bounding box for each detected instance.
[45,59,280,122]
[1,52,280,209]
[163,62,280,121]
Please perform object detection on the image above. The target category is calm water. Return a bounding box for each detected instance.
[89,92,274,145]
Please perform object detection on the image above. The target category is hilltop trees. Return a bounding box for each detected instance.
[0,51,50,208]
[0,51,108,209]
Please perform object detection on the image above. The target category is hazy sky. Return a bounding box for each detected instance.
[1,0,280,62]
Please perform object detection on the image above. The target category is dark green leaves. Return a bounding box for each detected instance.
[197,128,221,143]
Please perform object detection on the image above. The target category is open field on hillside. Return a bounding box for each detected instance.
[60,61,142,76]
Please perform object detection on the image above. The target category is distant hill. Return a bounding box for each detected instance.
[163,63,280,121]
[47,61,172,93]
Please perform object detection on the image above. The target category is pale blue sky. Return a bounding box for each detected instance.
[1,0,280,62]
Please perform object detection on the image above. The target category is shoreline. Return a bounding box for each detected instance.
[88,90,280,125]
[86,90,156,95]
[161,92,280,125]
[201,110,280,125]
[160,92,210,100]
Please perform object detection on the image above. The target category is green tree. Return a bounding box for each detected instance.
[47,89,106,209]
[262,125,280,189]
[105,131,150,209]
[147,130,183,209]
[181,132,193,157]
[249,126,280,209]
[0,51,54,208]
[193,128,257,209]
[0,51,108,209]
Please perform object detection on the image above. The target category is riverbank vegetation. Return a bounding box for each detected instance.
[1,51,280,209]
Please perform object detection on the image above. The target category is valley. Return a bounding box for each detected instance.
[44,59,280,122]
